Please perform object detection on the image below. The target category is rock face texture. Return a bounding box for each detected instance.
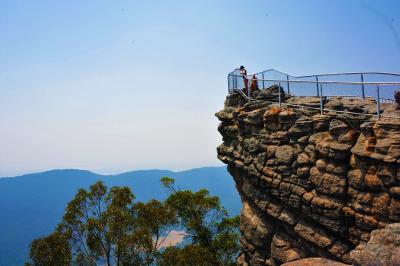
[281,257,349,266]
[350,223,400,266]
[216,92,400,265]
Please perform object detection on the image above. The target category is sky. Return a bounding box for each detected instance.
[1,0,400,177]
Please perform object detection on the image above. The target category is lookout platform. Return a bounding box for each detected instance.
[228,69,400,120]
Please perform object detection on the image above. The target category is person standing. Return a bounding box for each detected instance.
[250,74,260,95]
[239,66,249,97]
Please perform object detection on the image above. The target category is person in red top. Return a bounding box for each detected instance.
[250,74,259,95]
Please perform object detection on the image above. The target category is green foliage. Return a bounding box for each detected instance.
[26,231,71,266]
[160,245,215,266]
[27,178,240,266]
[160,177,175,191]
[162,181,240,265]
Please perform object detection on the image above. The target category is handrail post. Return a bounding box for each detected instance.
[286,75,290,94]
[247,76,250,98]
[316,75,320,97]
[278,82,282,107]
[361,74,365,99]
[262,72,265,90]
[376,85,381,120]
[319,84,323,115]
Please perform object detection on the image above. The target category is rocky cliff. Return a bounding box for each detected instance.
[216,90,400,265]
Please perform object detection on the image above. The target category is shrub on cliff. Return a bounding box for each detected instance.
[26,178,240,266]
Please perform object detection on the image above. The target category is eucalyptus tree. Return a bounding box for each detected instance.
[27,178,240,266]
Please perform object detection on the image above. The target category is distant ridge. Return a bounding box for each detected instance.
[1,166,226,179]
[0,168,98,180]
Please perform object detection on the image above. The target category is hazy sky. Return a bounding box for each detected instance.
[1,0,400,176]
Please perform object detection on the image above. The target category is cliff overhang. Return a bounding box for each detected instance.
[216,91,400,265]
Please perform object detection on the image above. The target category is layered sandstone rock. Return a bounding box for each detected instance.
[350,223,400,266]
[281,257,349,266]
[216,92,400,265]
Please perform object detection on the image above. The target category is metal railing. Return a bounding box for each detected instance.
[227,69,400,120]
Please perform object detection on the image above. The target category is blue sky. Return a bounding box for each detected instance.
[1,0,400,176]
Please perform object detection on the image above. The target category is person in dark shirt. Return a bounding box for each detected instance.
[239,66,249,96]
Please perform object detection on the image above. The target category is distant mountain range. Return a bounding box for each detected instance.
[0,166,240,266]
